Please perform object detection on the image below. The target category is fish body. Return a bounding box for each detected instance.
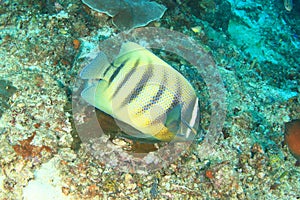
[285,119,300,161]
[80,42,199,142]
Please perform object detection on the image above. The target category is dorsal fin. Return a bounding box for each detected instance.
[118,42,145,57]
[115,42,170,68]
[80,52,111,80]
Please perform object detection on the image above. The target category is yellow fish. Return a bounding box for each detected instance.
[80,42,199,142]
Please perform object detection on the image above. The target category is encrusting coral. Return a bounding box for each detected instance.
[12,132,52,160]
[82,0,166,30]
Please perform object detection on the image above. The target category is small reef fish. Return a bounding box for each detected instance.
[80,42,199,142]
[283,0,293,11]
[285,119,300,164]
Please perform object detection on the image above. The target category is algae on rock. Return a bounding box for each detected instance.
[0,80,17,119]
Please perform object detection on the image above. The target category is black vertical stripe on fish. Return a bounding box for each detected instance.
[153,78,182,123]
[136,73,167,115]
[103,64,113,77]
[167,91,181,114]
[151,93,181,125]
[119,65,153,109]
[108,59,129,84]
[128,66,153,103]
[167,77,182,111]
[111,58,139,98]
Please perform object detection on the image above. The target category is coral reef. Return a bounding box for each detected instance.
[0,0,299,199]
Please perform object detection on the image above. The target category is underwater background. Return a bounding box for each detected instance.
[0,0,299,199]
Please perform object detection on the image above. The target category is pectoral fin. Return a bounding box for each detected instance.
[164,104,182,134]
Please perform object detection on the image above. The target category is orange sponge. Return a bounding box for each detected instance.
[285,119,300,161]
